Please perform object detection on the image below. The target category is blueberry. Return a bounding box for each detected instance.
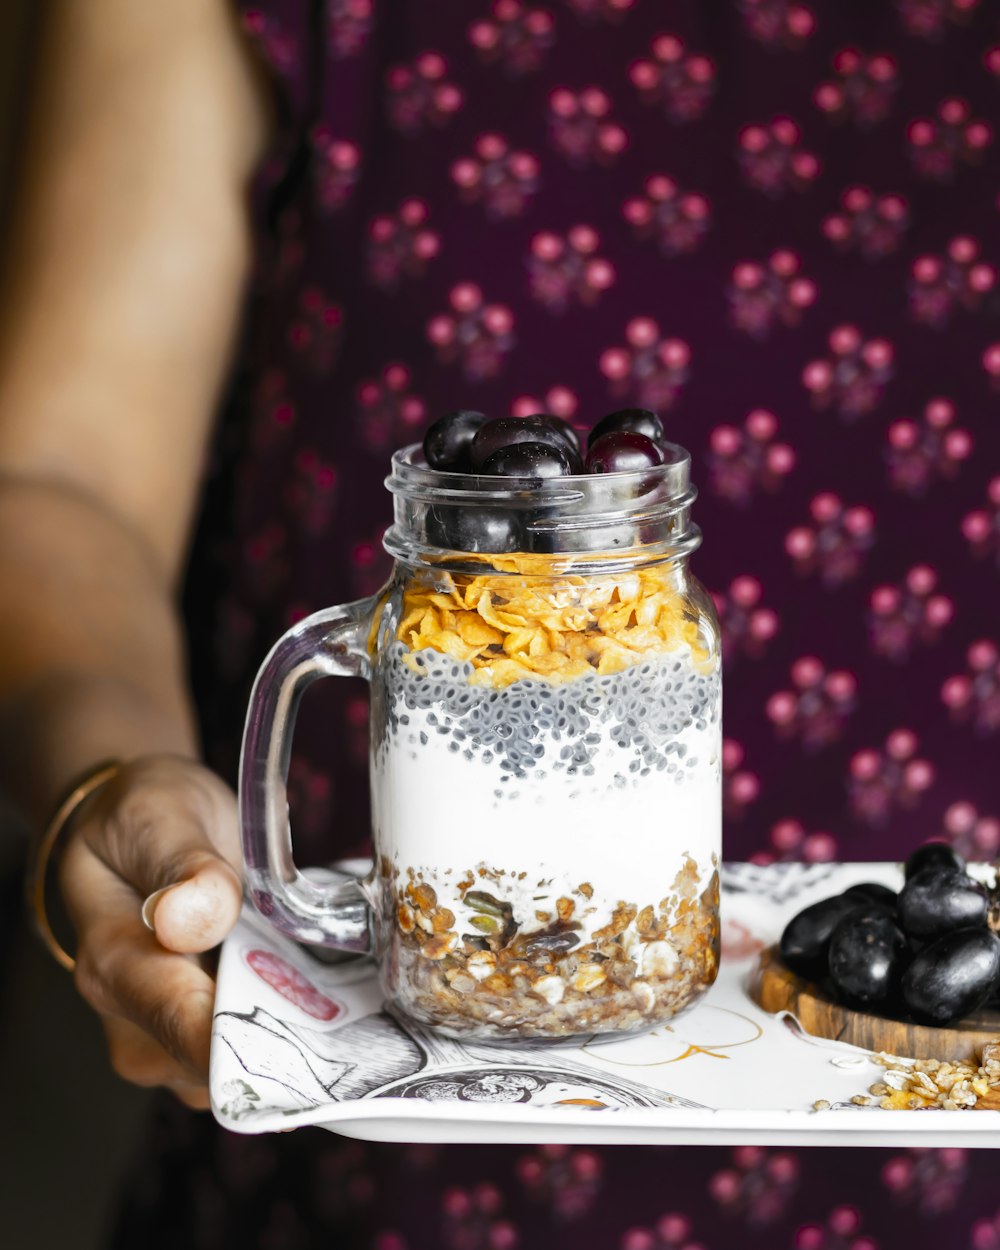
[843,882,898,910]
[903,841,965,882]
[426,505,519,554]
[423,410,489,472]
[480,441,574,480]
[540,521,637,554]
[509,412,582,462]
[470,417,583,472]
[898,867,988,939]
[779,894,864,980]
[584,431,665,474]
[902,928,1000,1025]
[588,408,665,448]
[828,910,907,1005]
[539,415,583,460]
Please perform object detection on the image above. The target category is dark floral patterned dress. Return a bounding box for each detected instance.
[117,2,1000,1246]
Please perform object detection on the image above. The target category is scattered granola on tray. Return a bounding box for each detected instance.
[814,1040,1000,1111]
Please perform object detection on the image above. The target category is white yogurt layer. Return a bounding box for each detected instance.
[371,647,721,937]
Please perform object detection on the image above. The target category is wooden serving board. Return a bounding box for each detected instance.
[750,945,1000,1106]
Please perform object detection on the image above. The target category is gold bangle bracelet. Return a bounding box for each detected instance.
[25,760,122,972]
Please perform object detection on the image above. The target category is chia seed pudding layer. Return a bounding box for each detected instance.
[374,640,718,786]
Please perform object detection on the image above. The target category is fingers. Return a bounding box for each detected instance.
[78,929,216,1076]
[173,1085,212,1111]
[66,842,218,1075]
[103,1018,211,1109]
[99,755,242,879]
[57,755,243,1090]
[74,757,244,955]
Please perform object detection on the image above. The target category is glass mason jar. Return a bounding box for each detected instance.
[240,442,721,1042]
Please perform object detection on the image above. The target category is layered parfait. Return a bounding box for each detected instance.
[370,408,721,1040]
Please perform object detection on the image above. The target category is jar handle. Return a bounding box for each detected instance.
[238,598,381,952]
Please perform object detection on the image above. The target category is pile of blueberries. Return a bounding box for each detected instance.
[780,844,1000,1026]
[422,407,668,477]
[420,408,671,553]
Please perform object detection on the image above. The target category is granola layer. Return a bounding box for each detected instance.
[377,857,720,1039]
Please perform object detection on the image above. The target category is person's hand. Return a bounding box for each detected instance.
[59,755,243,1109]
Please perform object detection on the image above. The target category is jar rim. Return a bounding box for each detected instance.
[385,441,692,503]
[383,442,700,570]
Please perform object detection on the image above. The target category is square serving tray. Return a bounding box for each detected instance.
[210,861,1000,1146]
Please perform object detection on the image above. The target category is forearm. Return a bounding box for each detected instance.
[0,0,272,827]
[0,477,198,828]
[0,0,269,583]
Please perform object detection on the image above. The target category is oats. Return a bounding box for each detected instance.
[631,982,656,1014]
[640,940,679,979]
[572,965,608,993]
[465,950,497,981]
[445,970,478,994]
[431,907,456,933]
[534,975,566,1006]
[635,904,656,935]
[388,858,718,1038]
[593,903,638,941]
[410,882,437,911]
[421,933,458,960]
[864,1040,1000,1111]
[556,896,575,923]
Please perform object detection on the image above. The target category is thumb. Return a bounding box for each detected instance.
[75,758,244,955]
[141,851,243,954]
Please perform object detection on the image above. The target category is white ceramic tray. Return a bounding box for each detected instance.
[210,861,1000,1146]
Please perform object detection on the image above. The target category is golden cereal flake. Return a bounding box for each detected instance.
[396,560,711,687]
[456,611,504,647]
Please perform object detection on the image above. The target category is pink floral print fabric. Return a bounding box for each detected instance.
[134,2,1000,1246]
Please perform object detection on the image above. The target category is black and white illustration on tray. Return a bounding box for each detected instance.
[213,1005,710,1120]
[720,861,843,905]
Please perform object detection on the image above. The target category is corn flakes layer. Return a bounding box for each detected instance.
[395,560,711,688]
